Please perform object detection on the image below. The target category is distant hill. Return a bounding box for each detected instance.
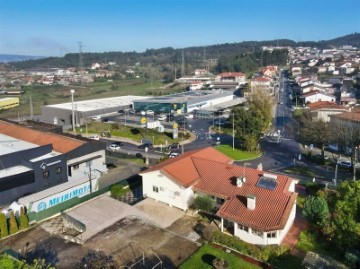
[4,33,359,69]
[0,54,45,63]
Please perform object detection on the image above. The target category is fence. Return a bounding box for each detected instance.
[27,186,110,223]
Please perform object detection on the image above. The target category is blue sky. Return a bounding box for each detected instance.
[1,0,359,56]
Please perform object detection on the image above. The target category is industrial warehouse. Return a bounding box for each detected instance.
[0,120,107,212]
[40,90,239,127]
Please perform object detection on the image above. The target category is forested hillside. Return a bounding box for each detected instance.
[5,33,359,75]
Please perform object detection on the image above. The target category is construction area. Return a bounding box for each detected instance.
[0,195,201,269]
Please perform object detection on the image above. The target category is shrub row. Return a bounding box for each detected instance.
[0,207,29,238]
[211,230,286,262]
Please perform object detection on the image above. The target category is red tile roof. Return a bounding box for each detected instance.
[0,120,85,153]
[331,109,360,122]
[142,147,297,231]
[253,77,270,82]
[142,147,232,188]
[218,72,245,78]
[307,101,347,111]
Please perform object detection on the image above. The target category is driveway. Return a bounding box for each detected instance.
[134,197,185,228]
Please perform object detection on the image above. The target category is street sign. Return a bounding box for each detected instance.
[173,123,178,129]
[141,117,146,125]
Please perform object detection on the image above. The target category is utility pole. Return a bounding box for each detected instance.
[181,50,185,77]
[78,41,83,73]
[232,113,235,150]
[29,96,33,121]
[353,147,358,181]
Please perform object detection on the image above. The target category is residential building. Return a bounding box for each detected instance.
[303,91,336,104]
[307,101,349,122]
[250,77,271,93]
[215,72,246,84]
[140,147,298,246]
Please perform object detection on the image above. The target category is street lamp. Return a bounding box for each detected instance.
[232,113,235,150]
[70,89,75,133]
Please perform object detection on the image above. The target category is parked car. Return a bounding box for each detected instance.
[157,114,167,121]
[92,115,101,120]
[168,143,180,149]
[138,143,153,149]
[146,110,154,115]
[88,135,100,140]
[109,144,121,151]
[184,114,194,119]
[338,161,352,168]
[140,111,146,116]
[102,118,109,122]
[111,141,124,147]
[169,152,180,158]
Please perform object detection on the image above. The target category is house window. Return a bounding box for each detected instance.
[252,229,263,238]
[43,170,49,177]
[56,166,62,174]
[267,231,277,238]
[153,186,159,193]
[238,224,248,232]
[216,197,225,205]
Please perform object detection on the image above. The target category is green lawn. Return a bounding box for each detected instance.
[179,244,261,269]
[216,145,261,161]
[283,165,319,178]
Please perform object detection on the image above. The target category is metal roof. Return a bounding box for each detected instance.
[44,95,151,112]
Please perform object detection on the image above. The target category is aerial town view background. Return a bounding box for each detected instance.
[0,0,360,268]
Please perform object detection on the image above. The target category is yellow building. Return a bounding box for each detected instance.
[0,97,20,110]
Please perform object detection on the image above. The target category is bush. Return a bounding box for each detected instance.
[8,211,19,235]
[19,207,29,230]
[212,231,262,260]
[193,195,215,212]
[110,184,128,199]
[0,213,9,238]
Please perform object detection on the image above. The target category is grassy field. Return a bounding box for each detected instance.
[216,144,261,160]
[179,244,261,269]
[82,121,188,145]
[0,79,186,118]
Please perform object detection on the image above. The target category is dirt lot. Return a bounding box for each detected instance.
[0,214,201,269]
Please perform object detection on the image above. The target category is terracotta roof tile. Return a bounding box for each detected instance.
[307,101,347,111]
[331,110,360,122]
[218,72,245,78]
[0,120,85,153]
[141,147,232,187]
[142,147,297,231]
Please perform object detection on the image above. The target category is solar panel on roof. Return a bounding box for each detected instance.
[256,176,277,191]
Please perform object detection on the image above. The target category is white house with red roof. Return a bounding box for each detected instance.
[189,81,204,91]
[140,147,298,246]
[250,76,271,92]
[215,72,246,84]
[261,66,278,78]
[307,101,349,122]
[303,91,336,104]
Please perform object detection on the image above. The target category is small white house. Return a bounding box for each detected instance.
[303,91,336,104]
[140,147,298,246]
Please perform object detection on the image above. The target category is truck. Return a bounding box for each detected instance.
[146,120,161,129]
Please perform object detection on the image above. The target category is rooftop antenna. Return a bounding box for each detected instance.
[78,41,83,72]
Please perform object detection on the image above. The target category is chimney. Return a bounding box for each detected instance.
[236,176,246,187]
[247,195,256,210]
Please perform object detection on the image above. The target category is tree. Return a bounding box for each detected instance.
[19,207,29,230]
[303,196,329,226]
[298,111,332,159]
[247,90,272,132]
[193,195,215,212]
[77,250,116,269]
[328,181,360,250]
[8,211,18,235]
[0,212,9,238]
